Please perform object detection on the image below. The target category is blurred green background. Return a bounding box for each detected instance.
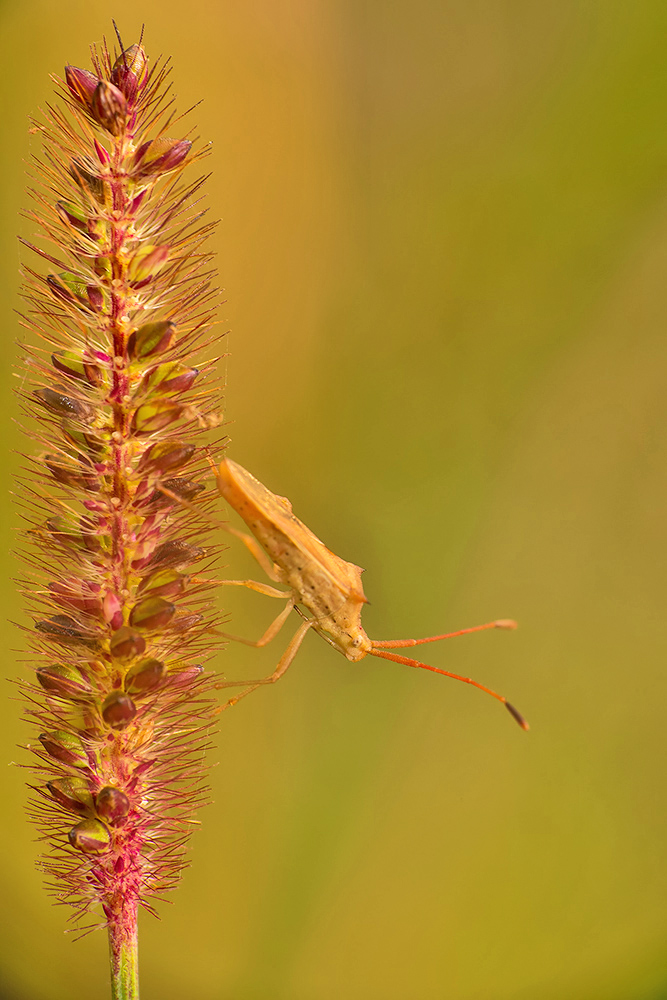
[1,1,666,997]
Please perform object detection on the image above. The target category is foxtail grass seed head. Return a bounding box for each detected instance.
[19,31,223,953]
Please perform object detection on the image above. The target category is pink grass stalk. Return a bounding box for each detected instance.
[18,30,223,998]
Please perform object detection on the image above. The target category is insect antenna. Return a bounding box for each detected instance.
[371,618,517,647]
[369,619,528,730]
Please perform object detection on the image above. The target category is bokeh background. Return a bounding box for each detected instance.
[0,1,666,997]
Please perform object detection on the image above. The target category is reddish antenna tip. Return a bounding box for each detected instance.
[494,619,518,630]
[505,701,529,730]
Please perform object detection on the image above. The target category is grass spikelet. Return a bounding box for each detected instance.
[17,27,223,995]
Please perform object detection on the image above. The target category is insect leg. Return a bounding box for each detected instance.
[157,479,280,581]
[222,524,280,582]
[219,579,289,599]
[220,595,296,648]
[216,616,315,710]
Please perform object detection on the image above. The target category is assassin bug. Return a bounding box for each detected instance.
[210,459,528,730]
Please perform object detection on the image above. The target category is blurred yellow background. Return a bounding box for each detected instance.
[1,1,666,997]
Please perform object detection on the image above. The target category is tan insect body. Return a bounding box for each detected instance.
[216,459,372,662]
[213,458,528,730]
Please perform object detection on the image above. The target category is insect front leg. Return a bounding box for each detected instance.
[216,616,315,710]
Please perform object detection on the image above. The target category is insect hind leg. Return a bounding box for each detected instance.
[219,579,288,600]
[158,478,280,582]
[225,524,280,582]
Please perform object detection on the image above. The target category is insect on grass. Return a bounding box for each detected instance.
[210,459,529,730]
